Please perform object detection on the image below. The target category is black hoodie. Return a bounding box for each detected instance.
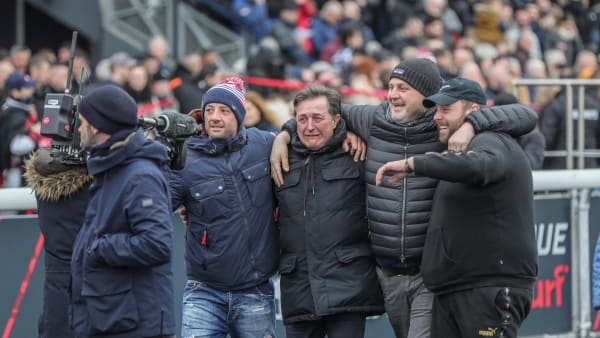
[416,131,538,295]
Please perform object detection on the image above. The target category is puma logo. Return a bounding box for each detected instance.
[478,327,498,336]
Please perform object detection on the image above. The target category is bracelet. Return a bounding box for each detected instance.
[405,159,412,173]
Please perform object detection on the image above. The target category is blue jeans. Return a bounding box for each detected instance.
[181,279,276,338]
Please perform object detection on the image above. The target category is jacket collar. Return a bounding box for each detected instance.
[87,129,168,176]
[187,126,248,156]
[290,119,347,156]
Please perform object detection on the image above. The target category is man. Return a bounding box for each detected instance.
[85,52,136,93]
[271,58,537,338]
[0,72,39,188]
[540,49,600,169]
[376,77,538,338]
[8,44,31,74]
[170,77,278,338]
[271,1,312,67]
[71,85,176,338]
[28,54,52,117]
[276,86,383,338]
[494,92,545,170]
[0,59,15,102]
[146,35,173,76]
[24,149,91,338]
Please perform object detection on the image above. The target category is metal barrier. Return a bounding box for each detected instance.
[1,169,600,337]
[512,79,600,170]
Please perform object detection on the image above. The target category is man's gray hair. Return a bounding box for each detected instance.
[293,86,341,118]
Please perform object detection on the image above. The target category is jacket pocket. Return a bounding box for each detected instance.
[275,167,302,219]
[276,166,302,191]
[279,254,297,275]
[422,227,460,288]
[241,160,271,207]
[190,177,230,223]
[82,269,138,335]
[335,245,372,264]
[321,165,362,210]
[322,166,360,181]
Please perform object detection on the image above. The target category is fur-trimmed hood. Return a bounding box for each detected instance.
[24,150,92,202]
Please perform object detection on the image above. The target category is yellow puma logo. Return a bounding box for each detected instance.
[478,327,498,336]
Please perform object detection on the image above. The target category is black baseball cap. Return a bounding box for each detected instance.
[5,72,36,90]
[423,77,487,108]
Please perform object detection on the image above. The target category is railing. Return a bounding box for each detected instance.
[99,0,175,53]
[512,79,600,170]
[175,1,245,69]
[98,0,245,70]
[5,170,598,211]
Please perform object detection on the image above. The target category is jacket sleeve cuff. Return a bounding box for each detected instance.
[281,118,297,136]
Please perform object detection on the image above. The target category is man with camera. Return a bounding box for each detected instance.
[70,85,176,338]
[24,147,91,338]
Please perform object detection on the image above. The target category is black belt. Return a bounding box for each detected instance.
[379,265,420,276]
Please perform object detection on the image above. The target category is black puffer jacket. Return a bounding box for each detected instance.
[276,120,384,324]
[342,102,538,271]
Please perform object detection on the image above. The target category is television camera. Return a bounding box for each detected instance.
[40,31,199,170]
[138,111,200,170]
[40,31,85,164]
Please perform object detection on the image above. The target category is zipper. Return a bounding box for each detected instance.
[87,171,107,256]
[303,155,313,217]
[400,128,408,263]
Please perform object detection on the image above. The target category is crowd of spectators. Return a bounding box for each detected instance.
[1,0,600,190]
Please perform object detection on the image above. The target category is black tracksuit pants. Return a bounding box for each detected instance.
[431,286,533,338]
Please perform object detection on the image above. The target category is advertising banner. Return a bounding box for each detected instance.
[521,198,572,336]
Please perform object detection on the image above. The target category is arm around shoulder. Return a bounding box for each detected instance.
[466,103,537,137]
[341,103,377,141]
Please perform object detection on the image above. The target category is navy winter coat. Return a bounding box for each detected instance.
[170,127,279,291]
[71,130,176,338]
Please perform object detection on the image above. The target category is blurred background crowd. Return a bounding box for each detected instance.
[1,0,600,189]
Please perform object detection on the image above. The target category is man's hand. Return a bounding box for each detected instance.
[375,158,413,186]
[270,131,291,187]
[342,131,367,162]
[179,207,189,226]
[29,121,41,135]
[448,122,475,152]
[188,108,206,135]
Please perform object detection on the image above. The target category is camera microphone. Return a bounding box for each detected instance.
[139,111,199,138]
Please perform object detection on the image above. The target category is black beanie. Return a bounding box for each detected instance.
[79,85,138,134]
[389,58,443,97]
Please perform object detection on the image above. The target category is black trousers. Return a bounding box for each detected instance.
[431,286,533,338]
[285,313,367,338]
[38,256,74,338]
